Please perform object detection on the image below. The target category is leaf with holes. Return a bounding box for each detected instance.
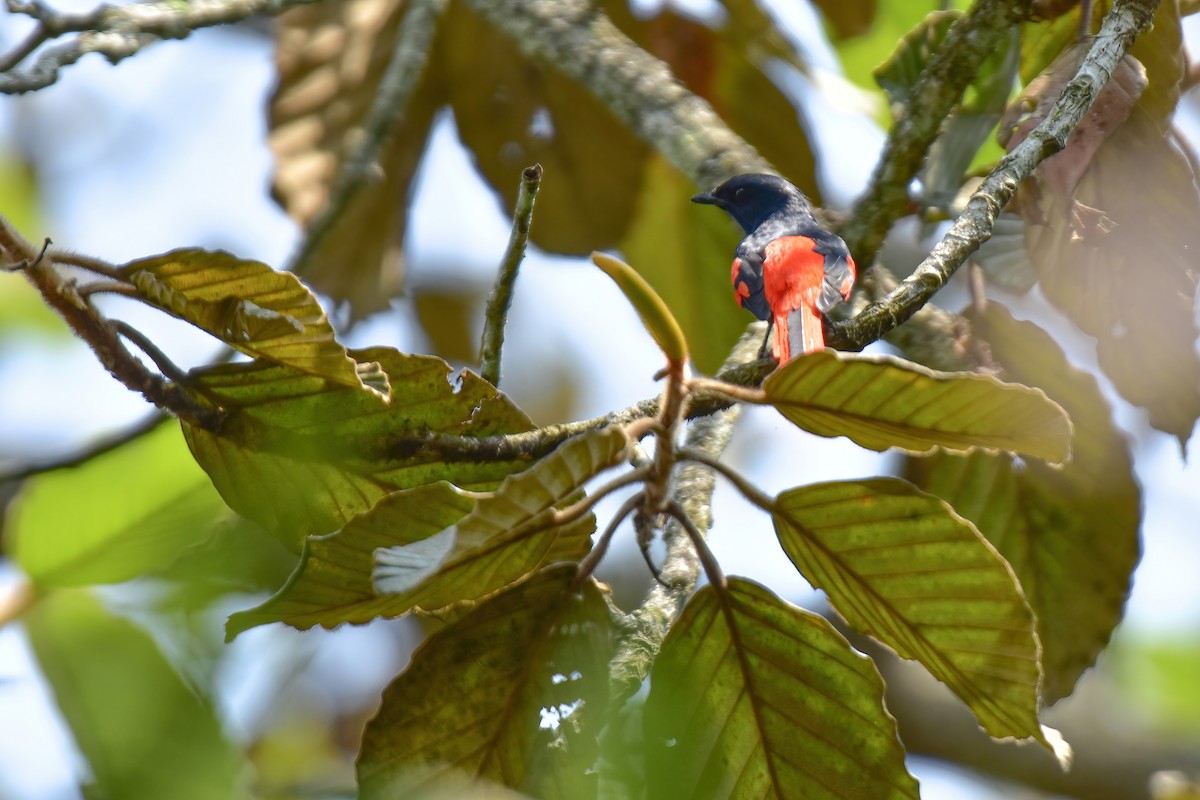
[763,350,1071,462]
[644,578,919,799]
[183,348,531,550]
[372,426,628,602]
[358,566,616,798]
[774,478,1051,749]
[905,304,1140,703]
[125,249,377,394]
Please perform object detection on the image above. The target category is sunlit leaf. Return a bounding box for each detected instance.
[762,350,1072,462]
[873,11,960,109]
[372,425,628,601]
[7,423,229,588]
[773,479,1046,745]
[644,577,920,799]
[25,590,246,800]
[905,304,1140,703]
[358,566,615,798]
[125,249,378,394]
[227,426,622,637]
[183,348,531,549]
[271,0,438,317]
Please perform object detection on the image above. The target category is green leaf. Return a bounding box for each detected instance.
[873,11,960,108]
[358,566,616,798]
[644,578,919,800]
[835,2,937,92]
[373,426,628,602]
[591,251,688,364]
[905,304,1140,703]
[618,155,748,373]
[125,249,379,395]
[7,423,229,588]
[762,350,1072,462]
[182,348,532,549]
[773,478,1045,745]
[25,590,247,800]
[225,482,472,639]
[227,426,623,638]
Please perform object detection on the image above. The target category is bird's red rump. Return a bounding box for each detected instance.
[763,236,829,362]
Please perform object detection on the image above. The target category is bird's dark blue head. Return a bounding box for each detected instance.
[691,173,813,233]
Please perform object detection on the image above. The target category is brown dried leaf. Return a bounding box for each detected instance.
[438,1,649,255]
[1022,109,1200,444]
[1000,45,1146,199]
[270,0,439,317]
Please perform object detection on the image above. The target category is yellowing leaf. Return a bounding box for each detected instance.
[905,304,1140,703]
[26,591,247,800]
[358,566,615,798]
[125,249,377,394]
[644,578,919,799]
[773,478,1046,745]
[372,426,628,605]
[184,348,532,549]
[8,422,228,588]
[763,350,1072,462]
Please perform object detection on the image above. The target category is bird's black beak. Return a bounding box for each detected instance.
[691,191,719,206]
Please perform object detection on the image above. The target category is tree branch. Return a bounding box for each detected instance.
[479,163,542,386]
[0,0,322,94]
[605,329,760,707]
[838,0,1035,268]
[829,0,1161,351]
[460,0,770,190]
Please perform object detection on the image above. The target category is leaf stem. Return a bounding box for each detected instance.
[677,446,776,514]
[479,163,542,387]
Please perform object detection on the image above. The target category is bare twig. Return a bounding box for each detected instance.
[830,0,1161,351]
[573,491,643,589]
[0,0,324,94]
[479,163,542,386]
[290,0,448,278]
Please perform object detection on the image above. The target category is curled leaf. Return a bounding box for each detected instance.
[591,251,688,365]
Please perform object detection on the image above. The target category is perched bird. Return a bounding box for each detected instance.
[692,173,856,363]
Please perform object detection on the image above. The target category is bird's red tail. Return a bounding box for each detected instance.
[772,304,824,363]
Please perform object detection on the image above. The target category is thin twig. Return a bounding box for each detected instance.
[479,163,542,386]
[112,320,192,385]
[0,0,323,94]
[549,466,650,529]
[573,491,643,590]
[676,446,776,513]
[0,412,169,484]
[830,0,1161,351]
[47,248,127,281]
[290,0,447,278]
[605,328,761,708]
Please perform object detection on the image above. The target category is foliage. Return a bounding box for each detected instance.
[0,0,1194,798]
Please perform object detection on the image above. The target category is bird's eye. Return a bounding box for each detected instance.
[735,188,746,200]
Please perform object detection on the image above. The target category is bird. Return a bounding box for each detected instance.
[692,173,856,363]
